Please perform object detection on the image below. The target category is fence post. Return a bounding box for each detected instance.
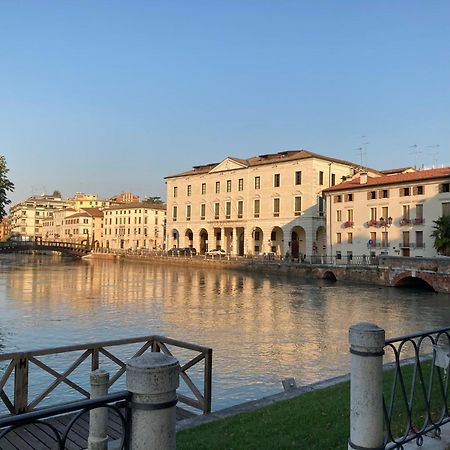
[14,356,29,414]
[127,353,180,450]
[348,322,385,450]
[88,369,109,450]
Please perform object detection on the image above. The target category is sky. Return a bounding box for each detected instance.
[1,1,450,206]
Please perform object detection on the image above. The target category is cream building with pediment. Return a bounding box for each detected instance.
[165,149,361,257]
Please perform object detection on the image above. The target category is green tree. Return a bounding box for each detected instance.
[52,190,62,198]
[431,215,450,256]
[0,156,14,220]
[143,196,164,204]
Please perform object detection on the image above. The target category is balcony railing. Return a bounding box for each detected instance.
[399,218,410,226]
[368,242,390,248]
[344,221,354,228]
[413,218,425,225]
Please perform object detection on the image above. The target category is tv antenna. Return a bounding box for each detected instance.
[355,138,369,168]
[426,144,440,167]
[409,144,422,169]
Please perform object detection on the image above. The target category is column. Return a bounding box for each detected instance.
[88,370,109,450]
[282,228,291,258]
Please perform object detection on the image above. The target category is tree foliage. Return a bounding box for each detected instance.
[0,156,14,220]
[52,190,62,198]
[143,196,164,204]
[432,215,450,256]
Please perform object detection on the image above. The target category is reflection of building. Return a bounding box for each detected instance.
[164,150,360,256]
[10,195,70,240]
[323,167,450,258]
[102,202,166,250]
[0,217,11,240]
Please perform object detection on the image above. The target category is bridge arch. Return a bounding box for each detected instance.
[322,270,337,281]
[392,272,436,291]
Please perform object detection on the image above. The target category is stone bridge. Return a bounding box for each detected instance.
[312,255,450,294]
[0,240,92,257]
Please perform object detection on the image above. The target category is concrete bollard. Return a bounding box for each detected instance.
[127,353,180,450]
[88,369,110,450]
[348,323,385,450]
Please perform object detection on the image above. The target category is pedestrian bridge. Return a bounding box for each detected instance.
[0,240,92,257]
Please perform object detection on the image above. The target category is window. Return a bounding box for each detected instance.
[270,231,277,241]
[226,180,232,192]
[254,231,260,241]
[186,205,191,220]
[318,197,324,216]
[347,209,354,222]
[225,201,231,219]
[274,174,280,187]
[273,198,280,217]
[215,181,220,194]
[214,203,220,219]
[294,196,302,215]
[368,191,377,200]
[381,231,388,247]
[370,207,377,221]
[254,176,261,189]
[200,203,206,220]
[201,183,206,195]
[238,178,244,191]
[334,195,342,203]
[416,185,424,195]
[238,201,243,218]
[403,231,410,246]
[336,232,342,244]
[173,187,178,197]
[416,231,424,247]
[172,206,177,221]
[295,171,302,185]
[331,174,336,186]
[442,202,450,216]
[347,232,353,244]
[187,185,192,196]
[336,210,342,222]
[254,199,260,218]
[382,207,389,219]
[345,193,353,202]
[416,204,423,220]
[319,171,324,185]
[402,205,410,220]
[400,187,411,197]
[440,183,450,193]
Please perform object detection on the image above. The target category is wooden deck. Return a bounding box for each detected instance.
[0,407,195,449]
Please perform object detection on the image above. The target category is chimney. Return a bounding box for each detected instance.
[360,172,368,184]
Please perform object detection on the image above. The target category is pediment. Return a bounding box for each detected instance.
[209,158,248,174]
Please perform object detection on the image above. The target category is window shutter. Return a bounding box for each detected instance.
[399,188,404,197]
[413,186,418,195]
[367,192,371,200]
[439,184,444,193]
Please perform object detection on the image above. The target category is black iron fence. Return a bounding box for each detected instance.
[384,327,450,449]
[0,391,131,449]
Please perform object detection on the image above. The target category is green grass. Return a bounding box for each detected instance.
[177,361,449,450]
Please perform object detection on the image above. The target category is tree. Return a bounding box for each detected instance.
[0,156,14,220]
[432,215,450,256]
[143,196,164,204]
[52,190,62,198]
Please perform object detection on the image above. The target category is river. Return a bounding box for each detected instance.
[1,253,450,411]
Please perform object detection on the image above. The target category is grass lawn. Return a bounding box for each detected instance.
[177,360,447,450]
[177,381,350,450]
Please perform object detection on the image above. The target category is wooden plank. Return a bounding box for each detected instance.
[14,357,29,413]
[2,428,35,450]
[8,425,49,450]
[180,371,204,405]
[46,415,86,450]
[0,361,15,392]
[181,353,205,372]
[0,389,15,414]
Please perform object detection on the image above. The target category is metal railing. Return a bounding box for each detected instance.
[0,335,212,417]
[383,327,450,449]
[0,391,130,449]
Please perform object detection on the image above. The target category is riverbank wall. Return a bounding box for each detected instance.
[89,252,450,292]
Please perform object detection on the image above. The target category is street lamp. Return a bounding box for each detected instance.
[379,216,393,248]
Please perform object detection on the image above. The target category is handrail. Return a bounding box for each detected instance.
[0,334,212,416]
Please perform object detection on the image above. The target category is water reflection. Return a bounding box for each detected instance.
[1,253,450,410]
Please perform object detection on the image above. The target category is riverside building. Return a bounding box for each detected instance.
[323,167,450,259]
[164,149,361,257]
[102,202,166,250]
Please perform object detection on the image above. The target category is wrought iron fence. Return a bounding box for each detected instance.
[0,391,130,450]
[383,327,450,449]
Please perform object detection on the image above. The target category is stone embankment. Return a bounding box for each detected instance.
[88,252,450,293]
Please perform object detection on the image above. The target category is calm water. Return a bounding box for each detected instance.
[1,253,450,411]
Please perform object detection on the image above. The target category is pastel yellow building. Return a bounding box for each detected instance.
[323,167,450,259]
[165,149,360,256]
[68,193,110,210]
[102,202,166,250]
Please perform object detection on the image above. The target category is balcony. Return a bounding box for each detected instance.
[367,242,390,248]
[399,218,411,226]
[367,219,378,227]
[413,218,425,225]
[344,221,354,228]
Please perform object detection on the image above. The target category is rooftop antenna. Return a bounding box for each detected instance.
[355,136,369,169]
[409,144,422,169]
[426,144,440,167]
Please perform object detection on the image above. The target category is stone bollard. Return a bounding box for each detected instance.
[127,353,180,450]
[348,323,385,450]
[88,369,110,450]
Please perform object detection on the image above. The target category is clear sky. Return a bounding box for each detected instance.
[1,1,450,205]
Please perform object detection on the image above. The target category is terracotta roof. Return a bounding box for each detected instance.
[323,167,450,193]
[380,166,416,175]
[165,149,366,179]
[80,207,104,218]
[104,201,166,211]
[65,212,90,219]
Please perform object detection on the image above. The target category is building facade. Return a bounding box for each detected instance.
[323,167,450,259]
[67,193,110,210]
[165,149,361,256]
[9,195,70,240]
[102,202,166,250]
